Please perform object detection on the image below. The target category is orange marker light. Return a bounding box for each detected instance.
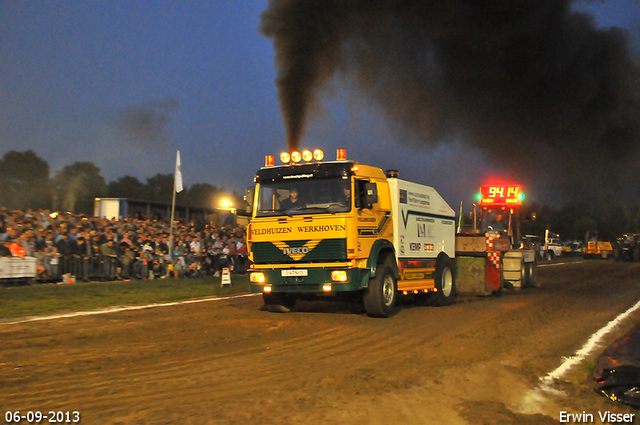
[337,149,347,161]
[302,150,313,162]
[291,151,302,163]
[313,149,324,161]
[265,155,275,167]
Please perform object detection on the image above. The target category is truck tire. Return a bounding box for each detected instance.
[363,256,398,318]
[263,292,297,313]
[524,261,537,288]
[430,254,456,306]
[614,247,622,261]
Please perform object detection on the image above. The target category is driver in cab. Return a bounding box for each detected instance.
[280,188,302,210]
[489,213,507,231]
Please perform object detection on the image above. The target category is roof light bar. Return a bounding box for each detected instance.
[274,148,327,165]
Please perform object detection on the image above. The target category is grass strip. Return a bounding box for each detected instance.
[0,274,251,320]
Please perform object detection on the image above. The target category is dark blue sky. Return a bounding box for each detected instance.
[1,1,639,208]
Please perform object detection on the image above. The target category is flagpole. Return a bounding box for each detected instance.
[169,179,177,258]
[168,150,182,258]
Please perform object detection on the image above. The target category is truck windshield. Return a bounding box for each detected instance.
[256,178,351,217]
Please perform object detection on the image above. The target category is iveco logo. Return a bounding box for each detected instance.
[284,247,309,255]
[273,240,321,261]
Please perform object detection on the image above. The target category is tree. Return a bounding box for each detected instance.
[145,173,176,203]
[52,162,107,215]
[0,150,51,210]
[553,201,586,240]
[107,176,147,200]
[183,183,220,207]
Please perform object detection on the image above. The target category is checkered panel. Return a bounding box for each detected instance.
[487,251,501,268]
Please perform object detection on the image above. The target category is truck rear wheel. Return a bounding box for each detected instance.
[363,256,398,318]
[431,255,456,306]
[524,261,537,288]
[263,292,297,313]
[614,247,622,261]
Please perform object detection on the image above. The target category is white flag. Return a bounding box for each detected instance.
[175,150,184,193]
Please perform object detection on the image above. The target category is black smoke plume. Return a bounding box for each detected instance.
[111,98,179,150]
[260,0,640,205]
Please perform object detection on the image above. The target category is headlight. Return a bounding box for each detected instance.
[250,272,265,283]
[331,270,348,282]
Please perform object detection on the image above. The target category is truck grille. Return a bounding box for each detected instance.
[251,238,347,264]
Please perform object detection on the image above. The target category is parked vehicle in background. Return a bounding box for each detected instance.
[522,235,542,252]
[541,231,563,259]
[584,239,614,259]
[613,234,640,262]
[564,240,583,256]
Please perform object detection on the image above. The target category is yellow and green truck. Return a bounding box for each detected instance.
[246,148,456,317]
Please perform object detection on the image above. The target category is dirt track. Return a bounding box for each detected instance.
[2,260,640,424]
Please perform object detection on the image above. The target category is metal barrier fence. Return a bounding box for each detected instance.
[29,252,249,283]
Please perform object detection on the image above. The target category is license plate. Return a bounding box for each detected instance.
[281,269,308,277]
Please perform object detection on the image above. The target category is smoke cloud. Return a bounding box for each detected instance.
[260,0,640,204]
[111,98,179,150]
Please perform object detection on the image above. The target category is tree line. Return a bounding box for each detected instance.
[0,150,242,216]
[2,149,640,242]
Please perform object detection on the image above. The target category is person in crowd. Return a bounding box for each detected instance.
[1,226,16,242]
[74,236,89,281]
[119,242,135,280]
[172,247,185,278]
[99,239,117,281]
[222,238,237,271]
[0,238,12,257]
[55,232,73,274]
[46,245,61,279]
[8,236,26,257]
[137,243,154,279]
[19,229,36,257]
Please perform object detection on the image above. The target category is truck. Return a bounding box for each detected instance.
[455,184,537,293]
[613,234,640,261]
[584,239,614,259]
[246,148,456,317]
[542,230,563,259]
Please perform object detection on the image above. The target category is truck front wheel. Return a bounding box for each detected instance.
[363,257,398,318]
[263,292,297,313]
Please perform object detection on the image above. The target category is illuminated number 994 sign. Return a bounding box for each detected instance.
[478,185,524,206]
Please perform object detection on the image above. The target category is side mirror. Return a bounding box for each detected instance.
[360,182,378,209]
[244,187,255,214]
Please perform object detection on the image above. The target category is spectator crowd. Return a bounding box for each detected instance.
[0,206,249,283]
